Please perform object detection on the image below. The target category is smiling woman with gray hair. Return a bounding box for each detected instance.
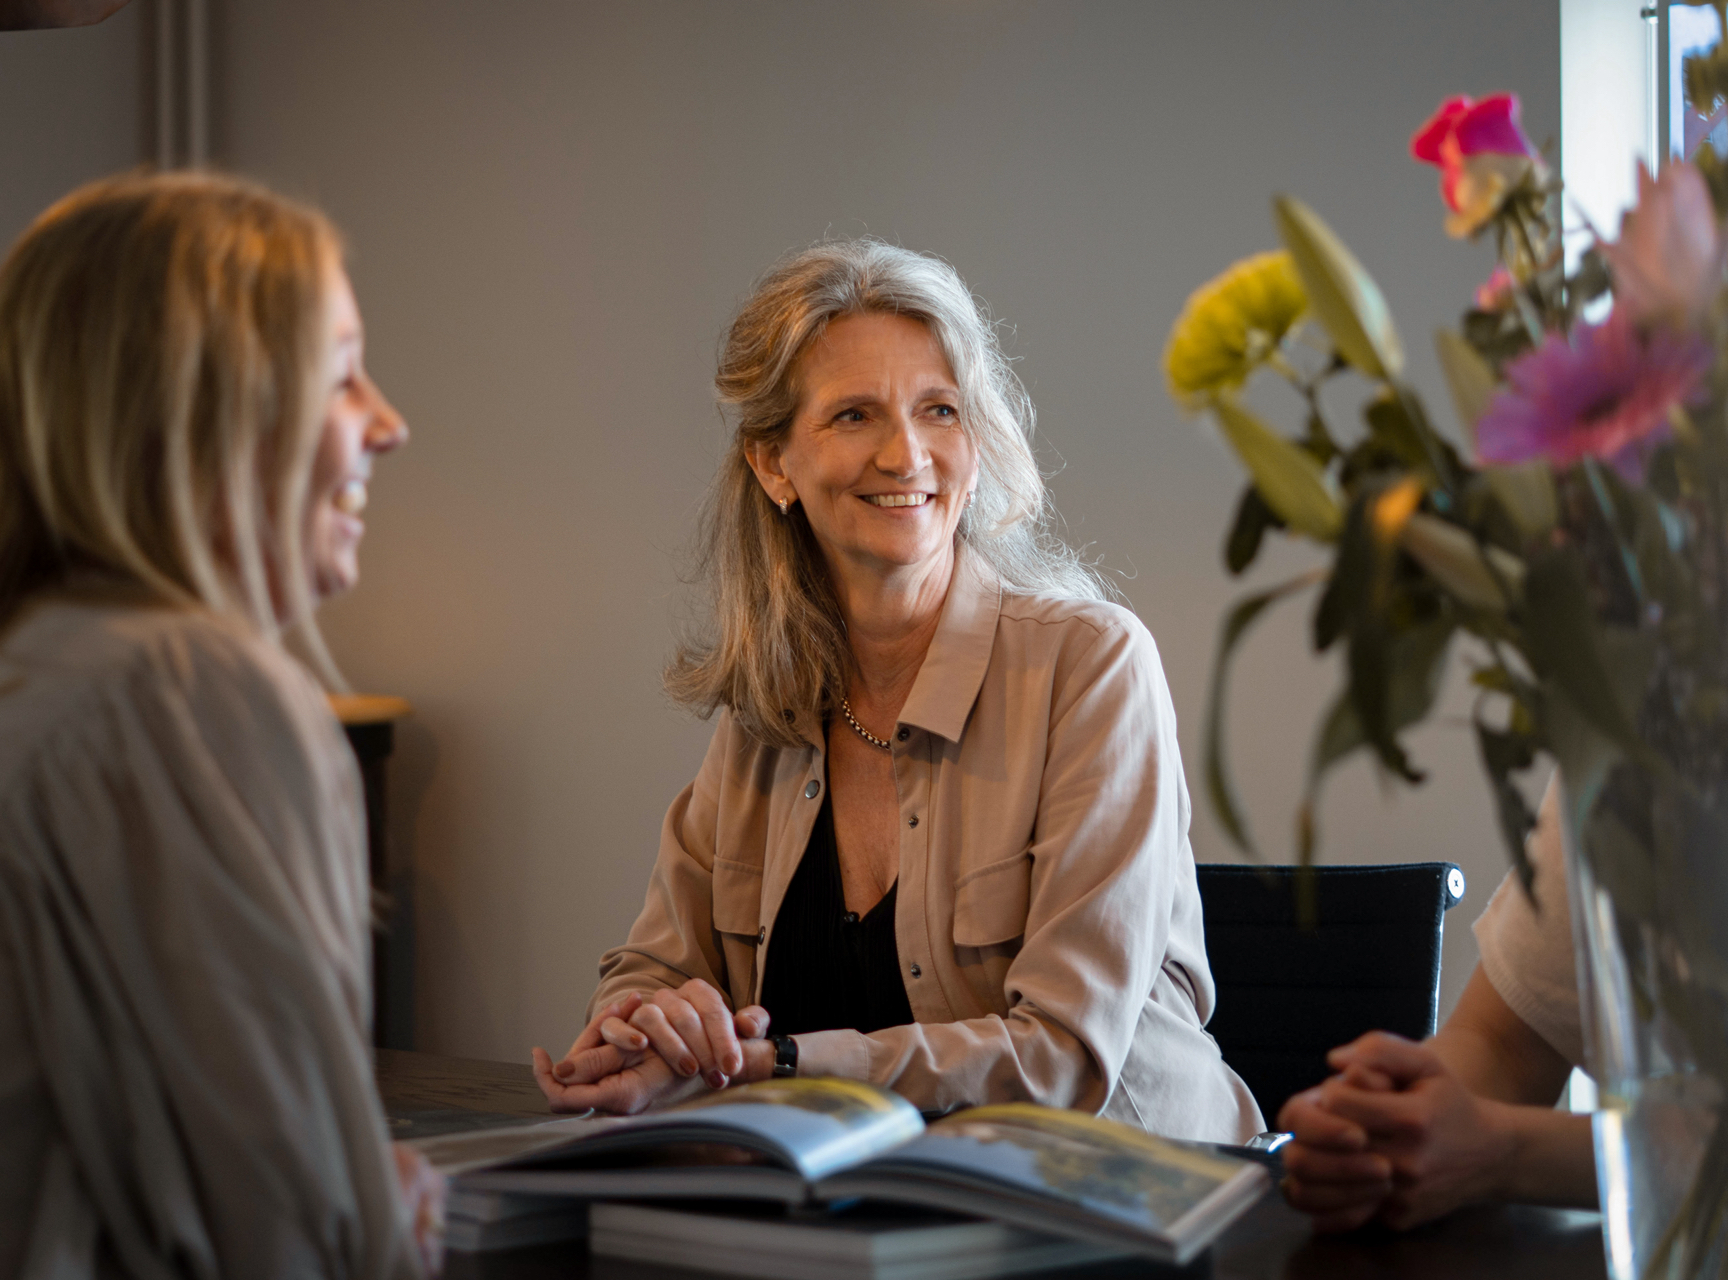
[535,239,1260,1142]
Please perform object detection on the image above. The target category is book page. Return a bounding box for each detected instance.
[852,1103,1248,1236]
[412,1115,632,1176]
[610,1078,925,1180]
[416,1077,923,1183]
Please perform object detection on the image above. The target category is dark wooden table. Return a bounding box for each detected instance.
[378,1051,1608,1280]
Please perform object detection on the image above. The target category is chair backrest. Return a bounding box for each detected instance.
[1195,861,1466,1127]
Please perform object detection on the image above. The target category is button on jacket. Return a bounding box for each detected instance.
[594,549,1263,1142]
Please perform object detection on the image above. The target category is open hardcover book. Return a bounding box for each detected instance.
[412,1078,1269,1265]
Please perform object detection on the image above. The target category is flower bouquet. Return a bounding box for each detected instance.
[1165,41,1728,1280]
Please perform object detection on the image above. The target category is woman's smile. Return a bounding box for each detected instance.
[332,477,369,517]
[861,492,931,509]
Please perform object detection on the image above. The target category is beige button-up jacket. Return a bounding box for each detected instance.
[594,551,1262,1142]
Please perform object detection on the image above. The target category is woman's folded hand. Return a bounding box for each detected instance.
[616,979,766,1090]
[1279,1032,1519,1233]
[1277,1080,1394,1233]
[1315,1032,1518,1230]
[531,1041,692,1115]
[532,986,773,1114]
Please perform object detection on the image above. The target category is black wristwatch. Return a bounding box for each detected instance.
[770,1035,799,1078]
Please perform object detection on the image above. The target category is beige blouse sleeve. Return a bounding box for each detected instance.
[0,617,419,1279]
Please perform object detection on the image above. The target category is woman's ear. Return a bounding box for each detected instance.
[744,439,791,506]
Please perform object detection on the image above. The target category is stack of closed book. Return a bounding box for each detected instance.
[443,1188,587,1253]
[414,1078,1268,1274]
[589,1201,1123,1280]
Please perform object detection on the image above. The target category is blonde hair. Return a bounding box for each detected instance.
[0,170,342,673]
[668,239,1105,748]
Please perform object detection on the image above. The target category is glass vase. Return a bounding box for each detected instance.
[1564,775,1728,1280]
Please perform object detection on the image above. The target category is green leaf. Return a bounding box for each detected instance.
[1434,328,1499,443]
[1300,617,1454,863]
[1363,391,1436,473]
[1346,618,1453,768]
[1363,388,1463,489]
[1547,690,1623,841]
[1628,494,1704,642]
[1400,513,1525,612]
[1274,195,1405,381]
[1483,462,1558,542]
[1475,717,1540,899]
[1308,690,1365,788]
[1524,548,1651,762]
[1224,484,1282,576]
[1211,397,1343,541]
[1303,410,1341,463]
[1579,459,1646,607]
[1312,489,1378,652]
[1584,461,1700,636]
[1203,570,1326,856]
[1462,306,1536,366]
[1346,609,1448,784]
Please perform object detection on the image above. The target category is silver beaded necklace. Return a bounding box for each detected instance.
[840,697,893,751]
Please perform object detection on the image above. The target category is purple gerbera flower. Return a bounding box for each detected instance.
[1475,310,1710,479]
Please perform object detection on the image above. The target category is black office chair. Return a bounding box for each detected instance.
[1196,862,1467,1127]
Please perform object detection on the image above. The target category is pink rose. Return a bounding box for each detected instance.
[1411,94,1541,238]
[1600,161,1724,329]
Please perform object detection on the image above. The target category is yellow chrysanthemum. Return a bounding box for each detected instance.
[1164,250,1307,406]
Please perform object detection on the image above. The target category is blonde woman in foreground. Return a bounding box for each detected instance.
[536,240,1261,1143]
[0,173,442,1276]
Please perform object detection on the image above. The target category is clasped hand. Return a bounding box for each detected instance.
[532,980,772,1114]
[1277,1032,1517,1232]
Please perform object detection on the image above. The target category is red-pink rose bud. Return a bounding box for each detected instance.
[1412,93,1536,164]
[1411,93,1541,237]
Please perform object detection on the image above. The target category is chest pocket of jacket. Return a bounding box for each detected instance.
[712,858,763,937]
[952,850,1032,947]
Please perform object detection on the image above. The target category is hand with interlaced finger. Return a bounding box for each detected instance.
[532,986,773,1114]
[1279,1030,1594,1233]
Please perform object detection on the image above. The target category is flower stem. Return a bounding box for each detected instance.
[1506,213,1550,342]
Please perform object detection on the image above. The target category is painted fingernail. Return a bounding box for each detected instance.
[681,1057,698,1076]
[554,1062,574,1080]
[707,1070,727,1089]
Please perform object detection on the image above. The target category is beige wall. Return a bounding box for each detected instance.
[13,2,1562,1063]
[0,7,144,239]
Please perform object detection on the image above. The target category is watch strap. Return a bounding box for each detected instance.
[770,1034,798,1078]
